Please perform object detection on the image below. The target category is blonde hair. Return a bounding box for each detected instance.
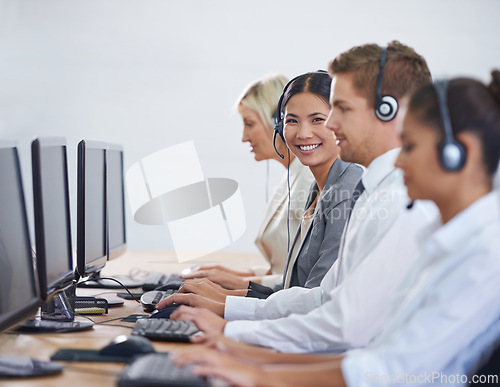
[235,74,289,133]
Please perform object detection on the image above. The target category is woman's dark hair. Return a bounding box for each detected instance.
[281,71,332,113]
[408,70,500,176]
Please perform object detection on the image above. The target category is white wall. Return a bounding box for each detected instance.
[1,0,499,254]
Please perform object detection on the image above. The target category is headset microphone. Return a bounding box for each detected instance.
[273,130,284,159]
[406,201,414,210]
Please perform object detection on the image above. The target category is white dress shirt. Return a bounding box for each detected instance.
[342,190,500,387]
[224,148,438,353]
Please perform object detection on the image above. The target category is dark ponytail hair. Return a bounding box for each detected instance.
[408,70,500,176]
[281,71,332,113]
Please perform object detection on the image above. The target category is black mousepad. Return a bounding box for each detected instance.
[50,349,168,363]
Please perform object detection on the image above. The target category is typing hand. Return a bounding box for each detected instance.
[192,333,279,364]
[171,347,262,387]
[185,264,253,277]
[181,269,251,290]
[155,293,226,317]
[169,305,227,334]
[179,279,246,302]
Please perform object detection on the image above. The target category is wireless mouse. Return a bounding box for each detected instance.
[99,335,155,357]
[149,305,180,319]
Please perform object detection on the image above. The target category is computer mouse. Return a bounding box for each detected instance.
[149,305,180,319]
[99,335,155,357]
[154,281,183,291]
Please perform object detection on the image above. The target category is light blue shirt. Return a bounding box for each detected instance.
[342,190,500,387]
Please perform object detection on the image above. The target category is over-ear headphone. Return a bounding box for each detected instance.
[434,80,467,171]
[273,70,329,159]
[375,47,398,122]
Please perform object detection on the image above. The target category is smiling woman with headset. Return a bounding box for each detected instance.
[182,74,314,289]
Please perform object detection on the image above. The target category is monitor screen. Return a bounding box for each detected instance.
[32,138,75,300]
[76,140,107,278]
[0,143,40,333]
[107,144,126,260]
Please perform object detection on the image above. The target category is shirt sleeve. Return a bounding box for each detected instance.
[224,285,323,322]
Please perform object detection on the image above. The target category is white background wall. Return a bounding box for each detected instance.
[1,0,499,255]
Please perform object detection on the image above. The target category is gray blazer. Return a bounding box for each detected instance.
[278,158,363,290]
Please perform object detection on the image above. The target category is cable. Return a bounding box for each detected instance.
[77,314,135,329]
[265,159,270,203]
[76,278,141,303]
[287,148,291,253]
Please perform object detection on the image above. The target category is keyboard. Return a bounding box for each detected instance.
[118,353,207,387]
[140,289,177,312]
[132,319,200,342]
[0,355,64,377]
[142,273,183,291]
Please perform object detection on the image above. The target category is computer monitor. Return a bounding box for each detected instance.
[76,140,108,279]
[0,142,40,334]
[0,142,65,377]
[107,143,127,260]
[15,138,93,333]
[32,138,75,300]
[77,140,140,290]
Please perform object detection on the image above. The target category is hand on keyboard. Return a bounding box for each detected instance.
[118,353,207,386]
[178,278,244,302]
[171,346,261,387]
[155,292,225,317]
[165,305,227,335]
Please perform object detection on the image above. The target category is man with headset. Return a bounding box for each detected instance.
[158,40,438,353]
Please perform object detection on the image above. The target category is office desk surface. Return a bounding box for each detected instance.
[0,250,267,386]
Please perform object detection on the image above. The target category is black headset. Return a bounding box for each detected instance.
[434,80,467,171]
[273,70,329,159]
[375,47,399,122]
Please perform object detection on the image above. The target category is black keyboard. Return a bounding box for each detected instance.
[143,273,184,291]
[140,289,177,312]
[142,273,168,291]
[118,353,207,387]
[131,319,200,342]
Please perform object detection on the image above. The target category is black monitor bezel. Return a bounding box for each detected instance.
[31,137,75,301]
[0,141,41,334]
[106,143,127,261]
[76,140,108,278]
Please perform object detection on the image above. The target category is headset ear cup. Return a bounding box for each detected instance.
[438,140,467,171]
[375,95,398,122]
[274,121,285,143]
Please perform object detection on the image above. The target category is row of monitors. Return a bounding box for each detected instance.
[0,138,126,334]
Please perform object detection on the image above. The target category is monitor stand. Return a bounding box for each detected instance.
[16,286,93,333]
[79,271,143,289]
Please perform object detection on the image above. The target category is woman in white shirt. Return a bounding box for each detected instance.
[171,72,500,387]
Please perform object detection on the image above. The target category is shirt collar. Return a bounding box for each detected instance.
[427,190,500,255]
[361,147,401,194]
